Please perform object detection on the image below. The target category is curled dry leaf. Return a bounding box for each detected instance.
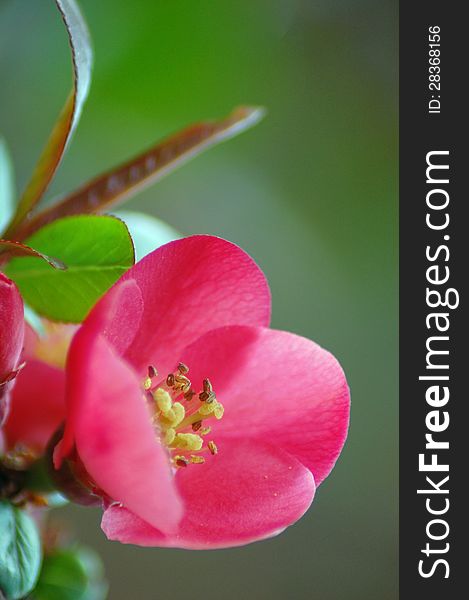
[0,240,66,270]
[3,0,92,239]
[13,106,265,241]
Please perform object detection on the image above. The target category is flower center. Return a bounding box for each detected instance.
[143,363,224,468]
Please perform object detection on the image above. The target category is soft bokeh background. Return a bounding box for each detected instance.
[0,0,397,598]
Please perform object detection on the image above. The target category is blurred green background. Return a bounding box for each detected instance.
[0,0,397,598]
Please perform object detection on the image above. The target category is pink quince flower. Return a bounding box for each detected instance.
[28,235,348,549]
[0,273,25,425]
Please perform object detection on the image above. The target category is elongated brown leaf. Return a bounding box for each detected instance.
[13,106,265,241]
[0,239,66,270]
[4,0,92,239]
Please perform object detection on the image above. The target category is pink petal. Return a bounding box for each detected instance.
[0,274,24,424]
[56,328,182,534]
[179,326,350,485]
[102,440,315,549]
[83,278,144,357]
[83,236,271,377]
[4,359,65,452]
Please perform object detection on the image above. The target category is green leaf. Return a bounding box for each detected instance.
[33,547,107,600]
[115,210,180,260]
[3,0,93,239]
[32,550,87,600]
[0,138,15,235]
[5,215,134,323]
[75,547,108,600]
[0,501,42,600]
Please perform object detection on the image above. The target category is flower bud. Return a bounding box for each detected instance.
[0,274,24,425]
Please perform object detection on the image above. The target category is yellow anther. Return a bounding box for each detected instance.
[160,402,185,428]
[205,392,216,404]
[208,441,218,455]
[164,428,176,445]
[174,455,189,468]
[198,402,216,416]
[199,400,223,417]
[174,375,191,393]
[171,402,185,427]
[214,402,224,420]
[203,378,213,393]
[159,409,176,427]
[172,433,203,451]
[150,363,221,468]
[184,388,195,401]
[153,388,172,413]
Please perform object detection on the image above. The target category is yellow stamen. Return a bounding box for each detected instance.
[174,455,189,468]
[198,402,216,416]
[171,402,185,427]
[159,408,176,427]
[214,403,224,420]
[144,364,223,469]
[153,388,172,413]
[208,441,218,455]
[171,433,203,451]
[164,428,176,445]
[174,374,191,392]
[184,388,196,401]
[160,402,185,429]
[203,378,213,393]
